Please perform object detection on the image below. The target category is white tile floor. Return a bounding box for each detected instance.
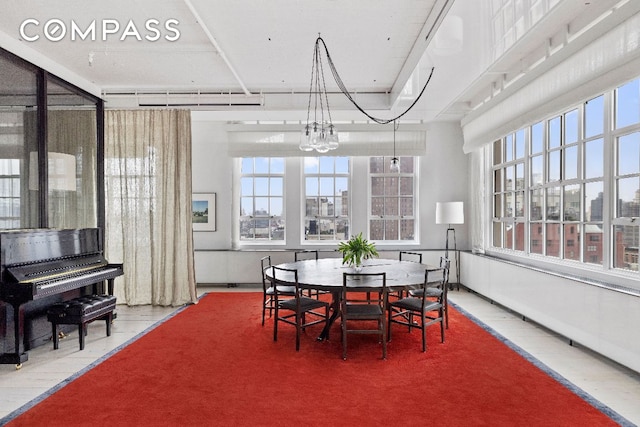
[0,285,639,425]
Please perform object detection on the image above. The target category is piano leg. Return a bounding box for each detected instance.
[0,303,29,367]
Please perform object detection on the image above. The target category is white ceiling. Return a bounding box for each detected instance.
[0,0,631,123]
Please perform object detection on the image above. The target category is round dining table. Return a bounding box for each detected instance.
[265,257,443,340]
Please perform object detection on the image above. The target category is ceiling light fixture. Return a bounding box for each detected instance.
[300,35,339,153]
[300,35,435,154]
[390,120,400,173]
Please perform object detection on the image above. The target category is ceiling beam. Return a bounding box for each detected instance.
[388,0,454,107]
[183,0,251,96]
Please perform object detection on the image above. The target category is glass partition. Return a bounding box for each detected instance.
[0,54,39,228]
[0,48,102,230]
[46,77,98,228]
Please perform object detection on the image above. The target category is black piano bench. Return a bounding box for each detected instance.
[47,295,117,351]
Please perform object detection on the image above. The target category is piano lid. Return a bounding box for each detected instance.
[0,228,103,278]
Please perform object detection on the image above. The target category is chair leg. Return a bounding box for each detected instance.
[52,323,59,350]
[421,317,427,352]
[324,305,330,340]
[444,302,449,329]
[261,295,266,326]
[381,318,387,360]
[106,313,113,336]
[342,316,347,360]
[78,324,85,351]
[273,304,279,342]
[295,312,301,351]
[440,308,446,343]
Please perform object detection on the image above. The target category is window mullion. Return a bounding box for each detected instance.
[603,90,614,270]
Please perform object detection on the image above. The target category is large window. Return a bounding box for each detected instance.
[613,78,640,271]
[491,76,640,274]
[369,156,416,241]
[303,156,349,241]
[237,155,419,246]
[239,157,285,241]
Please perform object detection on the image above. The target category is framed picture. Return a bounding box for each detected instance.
[192,193,216,231]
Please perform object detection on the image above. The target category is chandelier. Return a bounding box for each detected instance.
[300,36,339,153]
[299,36,435,158]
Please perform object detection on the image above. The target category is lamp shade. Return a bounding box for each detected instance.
[435,201,464,225]
[28,152,77,191]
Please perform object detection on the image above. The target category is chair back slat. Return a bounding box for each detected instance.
[294,249,319,261]
[399,251,422,263]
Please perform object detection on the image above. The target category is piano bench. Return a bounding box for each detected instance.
[47,295,117,351]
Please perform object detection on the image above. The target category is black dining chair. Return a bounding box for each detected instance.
[341,272,388,360]
[395,251,423,299]
[388,268,445,352]
[272,265,330,351]
[409,257,451,328]
[294,250,328,299]
[260,255,296,326]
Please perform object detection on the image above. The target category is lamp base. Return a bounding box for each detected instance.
[444,227,460,291]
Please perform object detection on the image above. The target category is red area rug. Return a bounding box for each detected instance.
[4,292,625,426]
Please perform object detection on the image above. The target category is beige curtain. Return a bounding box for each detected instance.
[104,109,197,306]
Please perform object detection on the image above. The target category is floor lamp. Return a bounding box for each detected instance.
[435,201,464,289]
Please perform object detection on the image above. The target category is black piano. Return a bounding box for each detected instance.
[0,228,123,365]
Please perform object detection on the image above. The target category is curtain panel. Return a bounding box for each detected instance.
[105,109,197,306]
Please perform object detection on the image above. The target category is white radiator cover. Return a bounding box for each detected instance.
[460,252,640,374]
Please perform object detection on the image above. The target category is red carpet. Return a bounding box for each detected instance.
[5,292,624,426]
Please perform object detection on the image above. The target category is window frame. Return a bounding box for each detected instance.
[368,156,418,243]
[489,76,640,280]
[238,157,286,243]
[302,156,350,243]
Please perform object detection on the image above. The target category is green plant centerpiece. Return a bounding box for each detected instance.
[338,232,379,270]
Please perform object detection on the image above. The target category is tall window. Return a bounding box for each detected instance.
[369,156,416,241]
[303,156,349,241]
[613,78,640,271]
[491,76,640,274]
[240,157,284,241]
[493,131,525,251]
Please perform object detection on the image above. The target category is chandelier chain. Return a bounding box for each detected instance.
[315,36,434,125]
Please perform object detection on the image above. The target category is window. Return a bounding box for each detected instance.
[490,77,640,275]
[613,79,640,271]
[492,131,525,251]
[303,156,349,241]
[0,158,21,228]
[239,157,285,241]
[369,156,416,241]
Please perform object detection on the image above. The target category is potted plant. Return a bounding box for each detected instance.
[338,232,379,271]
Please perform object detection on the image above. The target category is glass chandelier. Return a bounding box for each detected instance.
[300,36,339,153]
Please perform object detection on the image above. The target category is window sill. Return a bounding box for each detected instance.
[483,248,640,296]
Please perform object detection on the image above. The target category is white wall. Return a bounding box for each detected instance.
[461,251,640,373]
[191,118,470,282]
[191,119,233,250]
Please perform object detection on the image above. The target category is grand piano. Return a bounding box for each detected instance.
[0,228,123,365]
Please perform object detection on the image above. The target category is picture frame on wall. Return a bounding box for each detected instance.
[192,193,216,231]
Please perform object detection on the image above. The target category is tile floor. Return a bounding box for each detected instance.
[0,285,639,425]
